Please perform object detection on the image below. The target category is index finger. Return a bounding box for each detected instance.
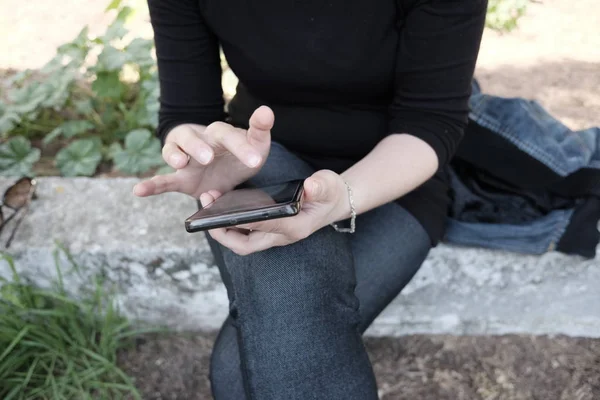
[133,173,181,197]
[167,126,214,165]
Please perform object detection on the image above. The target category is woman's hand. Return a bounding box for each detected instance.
[204,170,351,255]
[133,106,274,199]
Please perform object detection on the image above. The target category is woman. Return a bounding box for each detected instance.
[134,0,487,398]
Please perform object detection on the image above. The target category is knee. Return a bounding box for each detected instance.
[221,227,359,323]
[209,322,244,399]
[209,338,234,388]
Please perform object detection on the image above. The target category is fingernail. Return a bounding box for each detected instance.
[198,150,212,164]
[247,153,261,168]
[170,153,184,165]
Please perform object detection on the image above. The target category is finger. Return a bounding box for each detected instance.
[162,142,190,169]
[199,192,215,207]
[133,173,180,197]
[211,227,281,256]
[241,230,288,254]
[303,170,339,203]
[208,227,228,244]
[199,190,222,207]
[237,218,283,234]
[168,127,214,165]
[247,106,274,146]
[203,122,262,168]
[207,189,222,199]
[209,227,251,255]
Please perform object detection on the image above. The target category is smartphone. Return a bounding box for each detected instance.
[185,179,305,232]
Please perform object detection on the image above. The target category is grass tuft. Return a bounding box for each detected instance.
[0,251,148,399]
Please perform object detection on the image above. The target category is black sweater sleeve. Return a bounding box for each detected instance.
[148,0,226,144]
[389,0,487,168]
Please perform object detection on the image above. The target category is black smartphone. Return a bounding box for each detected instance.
[185,179,305,232]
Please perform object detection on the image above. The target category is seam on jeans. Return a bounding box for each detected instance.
[234,315,256,400]
[220,254,256,400]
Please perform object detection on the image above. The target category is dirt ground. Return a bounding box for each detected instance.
[474,0,600,131]
[119,333,600,400]
[2,0,599,399]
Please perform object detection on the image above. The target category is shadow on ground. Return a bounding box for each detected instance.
[119,332,600,400]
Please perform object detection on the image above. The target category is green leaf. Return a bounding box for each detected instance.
[43,126,64,146]
[137,75,160,128]
[124,38,154,68]
[56,27,90,64]
[105,0,123,11]
[41,69,77,110]
[96,46,127,72]
[5,70,31,87]
[116,6,134,22]
[9,82,49,114]
[98,5,135,42]
[125,129,155,151]
[40,56,64,75]
[140,75,159,95]
[92,72,124,100]
[42,121,95,146]
[486,0,529,32]
[0,109,21,136]
[55,139,102,177]
[108,142,121,157]
[8,69,75,115]
[102,20,128,43]
[73,99,94,116]
[0,136,41,176]
[111,129,162,174]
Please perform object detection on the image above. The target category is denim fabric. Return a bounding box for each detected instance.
[445,210,573,254]
[446,163,573,254]
[468,85,600,177]
[206,142,431,400]
[449,159,576,224]
[445,80,600,257]
[446,162,574,255]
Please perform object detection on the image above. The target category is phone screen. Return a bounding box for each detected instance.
[192,179,304,218]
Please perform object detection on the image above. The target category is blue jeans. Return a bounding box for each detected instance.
[443,79,600,258]
[206,142,431,400]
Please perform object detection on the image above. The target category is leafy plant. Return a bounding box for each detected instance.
[109,129,163,174]
[55,139,103,177]
[0,0,529,177]
[0,1,163,177]
[0,251,148,399]
[0,137,41,177]
[486,0,530,32]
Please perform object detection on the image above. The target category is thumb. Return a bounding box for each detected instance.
[304,171,337,203]
[247,105,274,145]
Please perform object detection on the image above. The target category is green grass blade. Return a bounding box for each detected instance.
[1,248,145,399]
[20,356,39,389]
[3,385,23,400]
[0,326,29,363]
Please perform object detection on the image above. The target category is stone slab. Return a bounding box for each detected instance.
[1,177,598,337]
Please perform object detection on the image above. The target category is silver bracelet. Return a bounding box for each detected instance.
[330,180,356,233]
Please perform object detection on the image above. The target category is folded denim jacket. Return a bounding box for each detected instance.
[445,80,600,259]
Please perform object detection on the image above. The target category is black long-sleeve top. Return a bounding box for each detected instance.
[148,0,487,245]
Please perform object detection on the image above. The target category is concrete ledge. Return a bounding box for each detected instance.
[1,177,599,337]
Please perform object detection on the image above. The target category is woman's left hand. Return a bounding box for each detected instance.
[203,170,350,255]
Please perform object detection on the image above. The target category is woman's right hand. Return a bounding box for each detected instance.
[133,106,274,199]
